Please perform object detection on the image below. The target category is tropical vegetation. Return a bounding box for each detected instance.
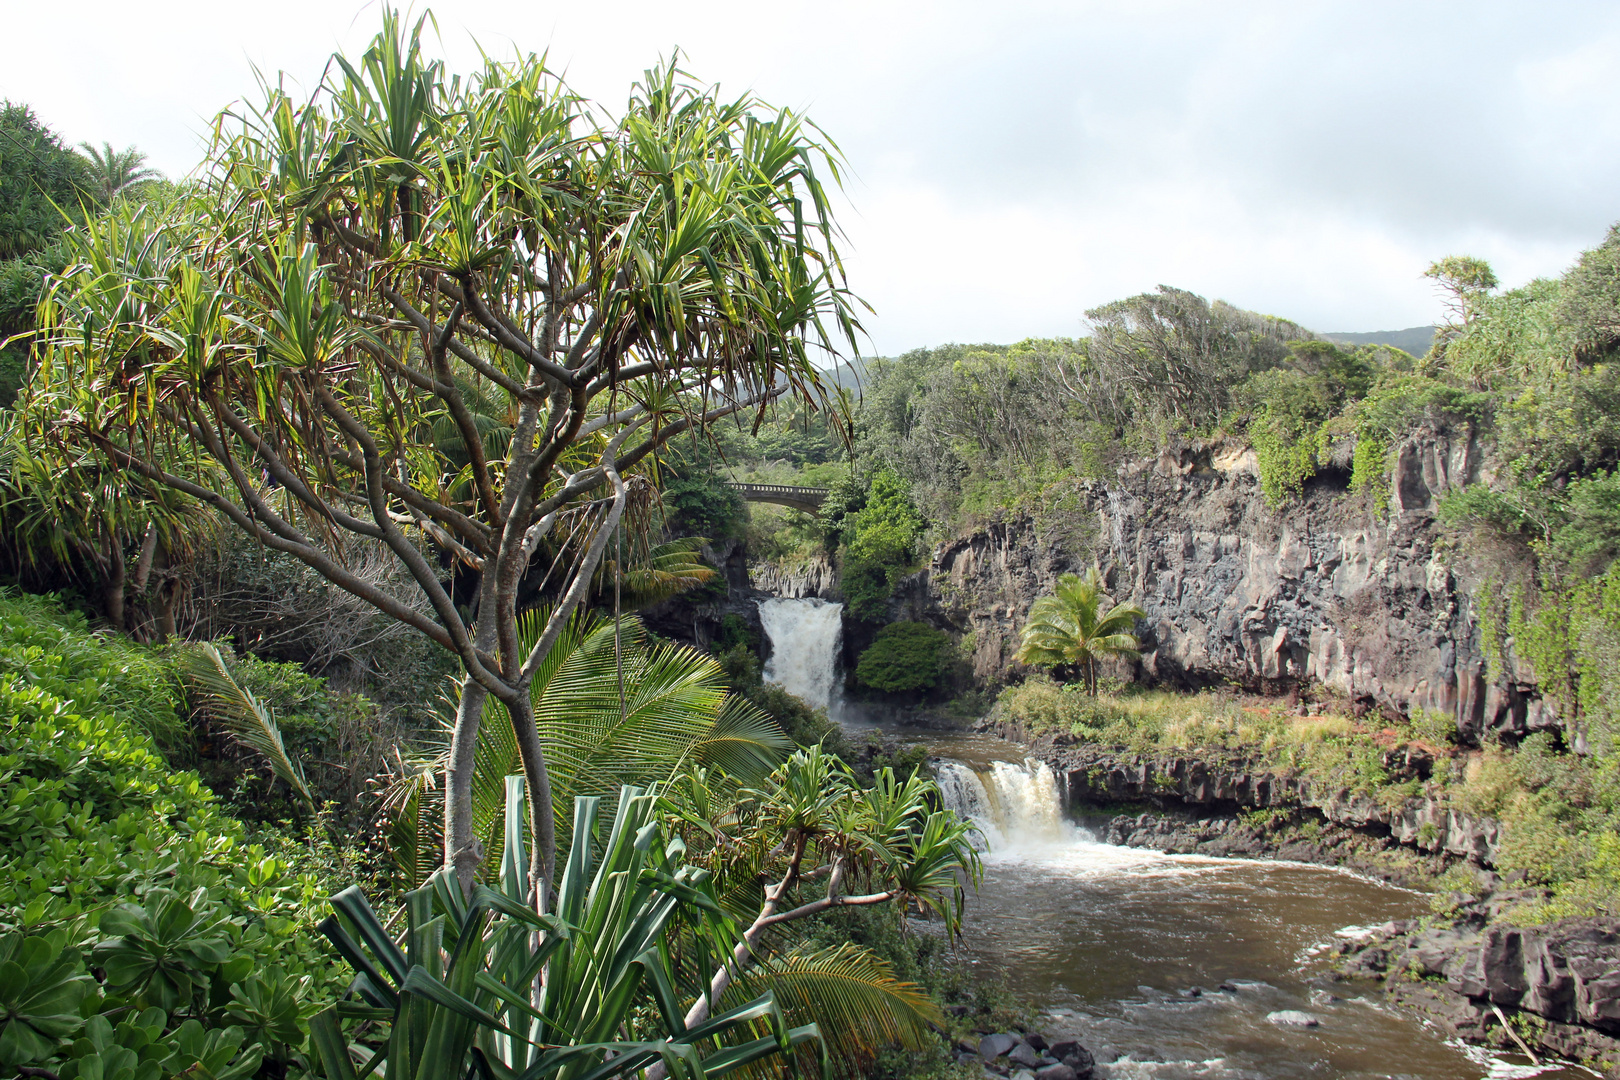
[855,621,951,694]
[23,10,862,899]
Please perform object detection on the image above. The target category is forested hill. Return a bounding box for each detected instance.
[1323,325,1437,355]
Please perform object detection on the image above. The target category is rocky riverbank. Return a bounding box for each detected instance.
[1336,913,1620,1075]
[958,1029,1097,1080]
[981,719,1501,870]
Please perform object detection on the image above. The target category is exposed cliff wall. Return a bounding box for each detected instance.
[749,554,838,599]
[895,425,1552,739]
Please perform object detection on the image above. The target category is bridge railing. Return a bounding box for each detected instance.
[726,483,829,499]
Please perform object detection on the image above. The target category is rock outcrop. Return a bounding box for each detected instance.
[749,554,837,599]
[1341,916,1620,1073]
[898,426,1553,740]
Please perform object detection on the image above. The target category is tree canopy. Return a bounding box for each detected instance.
[0,101,93,259]
[27,9,863,896]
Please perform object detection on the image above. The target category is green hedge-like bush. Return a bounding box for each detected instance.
[0,593,347,1080]
[855,622,949,694]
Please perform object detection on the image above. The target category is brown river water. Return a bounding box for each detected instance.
[872,726,1591,1080]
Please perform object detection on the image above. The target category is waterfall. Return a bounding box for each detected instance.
[757,597,844,714]
[936,758,1076,853]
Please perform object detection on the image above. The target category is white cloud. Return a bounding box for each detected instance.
[4,0,1617,355]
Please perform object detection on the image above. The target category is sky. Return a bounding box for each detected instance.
[6,0,1619,356]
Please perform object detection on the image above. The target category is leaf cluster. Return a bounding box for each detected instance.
[854,621,949,695]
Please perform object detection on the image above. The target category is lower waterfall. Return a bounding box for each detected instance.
[935,758,1077,853]
[757,597,844,715]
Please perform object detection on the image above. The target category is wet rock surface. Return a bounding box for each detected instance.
[748,552,837,599]
[1337,914,1620,1075]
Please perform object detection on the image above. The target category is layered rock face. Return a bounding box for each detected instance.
[996,724,1501,867]
[900,425,1550,738]
[1060,744,1501,864]
[1344,917,1620,1071]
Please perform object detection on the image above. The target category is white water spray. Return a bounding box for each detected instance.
[937,759,1178,873]
[757,597,844,715]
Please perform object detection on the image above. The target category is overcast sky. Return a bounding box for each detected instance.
[7,1,1618,354]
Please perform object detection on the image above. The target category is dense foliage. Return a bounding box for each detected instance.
[26,11,862,894]
[0,592,349,1080]
[855,621,950,694]
[0,102,94,260]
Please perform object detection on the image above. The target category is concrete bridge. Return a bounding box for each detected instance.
[726,483,828,515]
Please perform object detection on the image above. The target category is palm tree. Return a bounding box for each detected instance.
[76,141,160,205]
[1016,567,1146,695]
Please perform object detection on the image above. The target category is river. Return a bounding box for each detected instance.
[757,597,1591,1080]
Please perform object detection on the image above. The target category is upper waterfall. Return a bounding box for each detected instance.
[757,597,844,714]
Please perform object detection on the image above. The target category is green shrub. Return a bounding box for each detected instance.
[0,591,185,751]
[839,469,923,621]
[663,471,745,538]
[1251,415,1326,506]
[745,682,845,752]
[855,622,950,694]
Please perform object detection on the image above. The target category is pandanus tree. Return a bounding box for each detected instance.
[27,10,862,897]
[1015,567,1146,695]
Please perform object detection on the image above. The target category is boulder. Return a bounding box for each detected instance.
[1024,1033,1048,1052]
[1008,1042,1042,1069]
[1034,1066,1077,1080]
[979,1033,1019,1061]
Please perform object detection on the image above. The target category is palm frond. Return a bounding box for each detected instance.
[1016,567,1145,689]
[183,642,316,815]
[687,695,793,785]
[601,536,720,610]
[733,943,942,1079]
[385,608,790,887]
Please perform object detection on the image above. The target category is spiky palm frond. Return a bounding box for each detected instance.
[78,141,161,204]
[183,642,315,814]
[729,943,942,1080]
[1015,567,1146,694]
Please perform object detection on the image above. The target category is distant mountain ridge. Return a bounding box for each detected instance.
[1322,325,1436,356]
[821,325,1437,394]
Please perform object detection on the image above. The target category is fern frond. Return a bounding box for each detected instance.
[184,642,315,815]
[732,943,943,1079]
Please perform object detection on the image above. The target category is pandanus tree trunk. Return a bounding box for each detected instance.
[101,534,126,633]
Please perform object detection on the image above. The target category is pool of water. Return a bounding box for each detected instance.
[750,600,1589,1079]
